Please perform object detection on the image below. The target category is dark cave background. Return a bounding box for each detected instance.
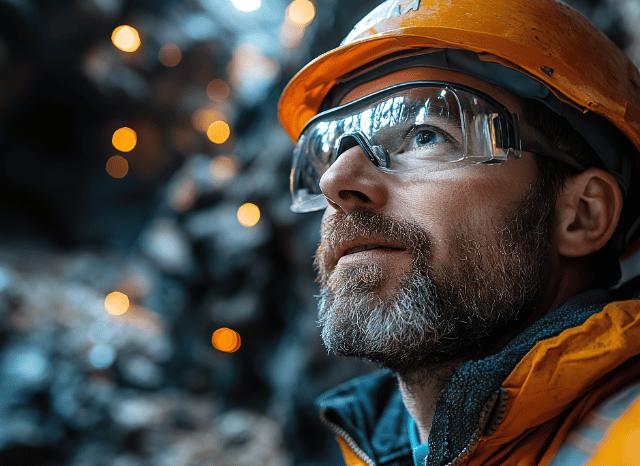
[0,0,639,465]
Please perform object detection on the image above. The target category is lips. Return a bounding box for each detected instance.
[334,240,406,265]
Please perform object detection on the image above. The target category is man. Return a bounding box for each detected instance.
[278,0,640,464]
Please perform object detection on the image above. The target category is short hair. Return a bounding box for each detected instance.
[524,99,621,287]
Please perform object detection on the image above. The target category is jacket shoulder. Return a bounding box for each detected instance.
[548,376,640,465]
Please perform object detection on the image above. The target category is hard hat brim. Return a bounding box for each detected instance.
[278,5,640,157]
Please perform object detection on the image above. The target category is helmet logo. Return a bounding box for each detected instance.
[386,0,420,19]
[341,0,421,45]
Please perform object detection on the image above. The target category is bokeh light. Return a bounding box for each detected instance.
[112,127,137,152]
[105,291,130,316]
[287,0,315,26]
[212,328,241,353]
[206,79,231,102]
[169,178,197,212]
[279,18,305,48]
[210,155,238,181]
[237,203,260,227]
[89,344,116,369]
[192,108,225,132]
[206,121,230,144]
[229,44,279,103]
[111,25,141,52]
[158,43,182,67]
[230,0,261,12]
[106,155,129,178]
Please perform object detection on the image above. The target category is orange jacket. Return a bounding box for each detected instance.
[320,292,640,466]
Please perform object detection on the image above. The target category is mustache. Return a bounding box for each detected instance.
[314,208,433,281]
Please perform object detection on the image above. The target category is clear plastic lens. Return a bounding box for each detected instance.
[290,82,521,213]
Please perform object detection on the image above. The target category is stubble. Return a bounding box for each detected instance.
[314,181,554,377]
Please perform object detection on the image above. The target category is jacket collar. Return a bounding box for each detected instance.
[316,289,617,466]
[316,370,412,465]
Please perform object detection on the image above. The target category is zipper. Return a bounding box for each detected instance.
[440,433,481,466]
[319,409,376,466]
[433,389,509,466]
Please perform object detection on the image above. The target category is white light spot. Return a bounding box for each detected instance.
[230,0,261,12]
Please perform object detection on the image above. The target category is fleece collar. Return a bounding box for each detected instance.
[316,290,616,466]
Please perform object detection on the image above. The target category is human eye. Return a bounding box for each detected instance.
[399,125,453,154]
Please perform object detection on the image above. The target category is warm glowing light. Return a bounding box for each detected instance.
[237,203,260,227]
[287,0,315,26]
[230,0,261,12]
[212,328,241,353]
[210,155,238,181]
[206,79,231,102]
[158,43,182,67]
[192,108,225,132]
[207,121,230,144]
[112,127,137,152]
[106,155,129,178]
[279,18,305,48]
[105,291,130,316]
[111,25,141,52]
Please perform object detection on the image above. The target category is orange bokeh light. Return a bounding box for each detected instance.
[207,79,231,102]
[158,43,182,67]
[111,25,141,52]
[105,291,130,316]
[192,108,225,132]
[106,155,129,178]
[237,203,260,227]
[210,155,237,181]
[287,0,315,26]
[207,121,230,144]
[112,127,137,152]
[212,328,241,353]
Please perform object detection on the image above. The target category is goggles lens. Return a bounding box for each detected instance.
[290,82,574,213]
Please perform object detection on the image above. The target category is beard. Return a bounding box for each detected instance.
[314,180,555,378]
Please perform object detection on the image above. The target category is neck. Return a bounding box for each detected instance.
[544,255,594,312]
[398,256,595,445]
[397,364,461,444]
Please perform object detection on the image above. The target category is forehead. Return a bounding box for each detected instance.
[339,67,527,114]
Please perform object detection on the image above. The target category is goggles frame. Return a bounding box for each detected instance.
[290,81,583,213]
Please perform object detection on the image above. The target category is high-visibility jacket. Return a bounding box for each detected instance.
[315,289,640,466]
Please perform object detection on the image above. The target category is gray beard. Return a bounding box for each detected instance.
[315,183,554,377]
[317,264,448,374]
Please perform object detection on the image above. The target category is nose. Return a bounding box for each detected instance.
[319,139,389,213]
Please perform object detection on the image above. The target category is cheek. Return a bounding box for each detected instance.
[398,173,498,230]
[396,165,535,256]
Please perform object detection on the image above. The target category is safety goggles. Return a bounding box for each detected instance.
[290,81,582,212]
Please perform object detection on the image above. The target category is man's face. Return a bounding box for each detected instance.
[313,68,556,376]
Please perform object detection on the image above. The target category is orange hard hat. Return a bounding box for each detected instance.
[278,0,640,255]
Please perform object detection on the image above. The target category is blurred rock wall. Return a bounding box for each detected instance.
[0,0,638,465]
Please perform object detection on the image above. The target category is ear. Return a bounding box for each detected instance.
[554,168,623,258]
